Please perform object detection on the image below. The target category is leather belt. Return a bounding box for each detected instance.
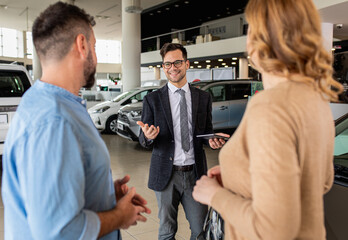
[173,164,194,172]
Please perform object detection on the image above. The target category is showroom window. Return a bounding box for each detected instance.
[0,28,24,58]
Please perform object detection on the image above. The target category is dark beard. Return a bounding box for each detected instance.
[83,51,96,88]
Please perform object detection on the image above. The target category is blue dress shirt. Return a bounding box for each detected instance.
[2,80,120,240]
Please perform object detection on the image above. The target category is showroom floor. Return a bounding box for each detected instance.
[0,133,220,240]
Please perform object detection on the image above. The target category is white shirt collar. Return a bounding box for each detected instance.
[167,81,190,94]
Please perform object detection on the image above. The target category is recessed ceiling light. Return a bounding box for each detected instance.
[222,63,226,65]
[165,7,170,10]
[175,4,179,7]
[207,65,211,67]
[157,10,161,13]
[218,59,223,62]
[149,13,154,16]
[190,66,194,69]
[232,57,237,60]
[225,65,229,68]
[198,65,202,68]
[232,62,236,65]
[206,60,211,63]
[149,66,153,68]
[184,1,189,4]
[194,61,199,64]
[157,65,161,67]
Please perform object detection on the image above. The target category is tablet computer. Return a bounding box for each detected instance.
[196,134,229,141]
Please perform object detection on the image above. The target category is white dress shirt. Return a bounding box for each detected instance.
[167,82,195,166]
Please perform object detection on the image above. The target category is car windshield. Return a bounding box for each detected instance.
[112,89,139,102]
[333,114,348,186]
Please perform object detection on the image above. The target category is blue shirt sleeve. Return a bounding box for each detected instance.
[14,118,100,239]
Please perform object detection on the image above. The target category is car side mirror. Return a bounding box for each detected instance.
[131,99,138,103]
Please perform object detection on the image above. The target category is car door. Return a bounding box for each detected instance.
[204,84,230,130]
[324,114,348,240]
[227,83,251,128]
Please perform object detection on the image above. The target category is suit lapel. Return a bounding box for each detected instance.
[159,85,174,137]
[190,85,199,132]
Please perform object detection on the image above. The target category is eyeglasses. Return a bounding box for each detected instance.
[163,60,185,69]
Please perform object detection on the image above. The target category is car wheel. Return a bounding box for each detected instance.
[105,115,118,134]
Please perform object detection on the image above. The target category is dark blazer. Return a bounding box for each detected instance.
[139,84,213,191]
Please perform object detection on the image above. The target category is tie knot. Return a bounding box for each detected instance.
[177,88,185,96]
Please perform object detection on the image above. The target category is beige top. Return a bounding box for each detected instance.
[211,80,335,240]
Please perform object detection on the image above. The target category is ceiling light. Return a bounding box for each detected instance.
[215,66,219,68]
[96,15,111,19]
[156,65,161,67]
[218,59,223,62]
[206,60,211,63]
[157,10,161,13]
[232,62,236,65]
[207,65,211,67]
[165,8,170,10]
[175,4,179,7]
[190,66,194,69]
[184,1,189,4]
[224,65,229,68]
[222,63,226,65]
[232,57,237,60]
[247,56,250,59]
[194,61,199,64]
[198,65,202,68]
[149,13,154,16]
[148,66,153,68]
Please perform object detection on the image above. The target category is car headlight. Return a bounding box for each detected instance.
[92,106,110,113]
[130,110,142,118]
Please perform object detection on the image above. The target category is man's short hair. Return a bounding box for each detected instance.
[32,2,95,61]
[160,43,187,61]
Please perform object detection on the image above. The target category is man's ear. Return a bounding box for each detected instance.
[75,34,88,59]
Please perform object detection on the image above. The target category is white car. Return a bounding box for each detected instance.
[0,64,33,155]
[88,86,160,134]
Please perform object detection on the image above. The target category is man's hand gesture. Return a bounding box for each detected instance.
[137,121,160,140]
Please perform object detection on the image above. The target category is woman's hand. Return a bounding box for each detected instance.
[193,175,222,206]
[208,165,223,187]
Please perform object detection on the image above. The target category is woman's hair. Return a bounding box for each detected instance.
[245,0,343,101]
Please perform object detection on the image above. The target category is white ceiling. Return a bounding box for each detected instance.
[0,0,167,41]
[0,0,348,41]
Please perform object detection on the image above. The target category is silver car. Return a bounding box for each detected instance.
[116,80,263,141]
[116,102,143,141]
[88,86,159,134]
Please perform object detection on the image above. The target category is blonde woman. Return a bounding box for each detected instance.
[192,0,343,239]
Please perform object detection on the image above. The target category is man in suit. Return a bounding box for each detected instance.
[137,43,227,240]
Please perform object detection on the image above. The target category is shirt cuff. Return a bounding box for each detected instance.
[79,209,100,240]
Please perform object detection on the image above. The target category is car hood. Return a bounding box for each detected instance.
[119,102,143,113]
[88,100,114,112]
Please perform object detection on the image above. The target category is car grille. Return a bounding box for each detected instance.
[118,113,130,124]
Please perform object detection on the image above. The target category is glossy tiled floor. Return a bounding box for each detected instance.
[0,133,220,240]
